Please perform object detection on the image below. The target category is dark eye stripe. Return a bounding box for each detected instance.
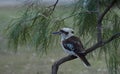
[60,30,68,35]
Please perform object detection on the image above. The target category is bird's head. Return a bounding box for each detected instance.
[52,28,74,40]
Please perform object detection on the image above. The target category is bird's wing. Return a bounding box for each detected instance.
[63,42,91,67]
[62,36,85,53]
[62,36,91,67]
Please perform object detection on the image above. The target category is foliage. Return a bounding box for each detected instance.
[6,0,65,53]
[6,0,120,74]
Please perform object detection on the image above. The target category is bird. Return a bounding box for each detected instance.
[52,27,91,67]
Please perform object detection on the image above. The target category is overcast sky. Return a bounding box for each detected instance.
[0,0,75,6]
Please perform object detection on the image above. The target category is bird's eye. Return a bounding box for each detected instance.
[71,31,74,34]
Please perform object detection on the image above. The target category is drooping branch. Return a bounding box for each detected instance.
[51,0,117,74]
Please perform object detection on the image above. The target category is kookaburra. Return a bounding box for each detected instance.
[52,28,90,67]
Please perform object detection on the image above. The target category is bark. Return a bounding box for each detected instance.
[52,55,77,74]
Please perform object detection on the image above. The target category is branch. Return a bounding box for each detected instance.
[42,0,59,16]
[97,0,116,42]
[52,0,59,11]
[85,32,120,54]
[52,55,77,74]
[97,0,102,42]
[48,0,59,12]
[98,0,116,24]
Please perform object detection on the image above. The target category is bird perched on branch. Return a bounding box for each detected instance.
[52,28,90,67]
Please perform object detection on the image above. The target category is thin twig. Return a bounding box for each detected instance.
[52,0,59,11]
[48,0,59,15]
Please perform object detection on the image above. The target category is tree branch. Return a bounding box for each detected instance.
[52,55,77,74]
[97,0,102,42]
[97,0,116,42]
[45,0,59,15]
[48,0,59,11]
[52,0,59,11]
[98,0,116,24]
[85,32,120,54]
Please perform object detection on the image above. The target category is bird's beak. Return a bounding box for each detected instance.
[52,31,61,35]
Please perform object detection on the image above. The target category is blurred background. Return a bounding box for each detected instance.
[0,0,117,74]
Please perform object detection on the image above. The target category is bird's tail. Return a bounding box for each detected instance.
[77,54,91,67]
